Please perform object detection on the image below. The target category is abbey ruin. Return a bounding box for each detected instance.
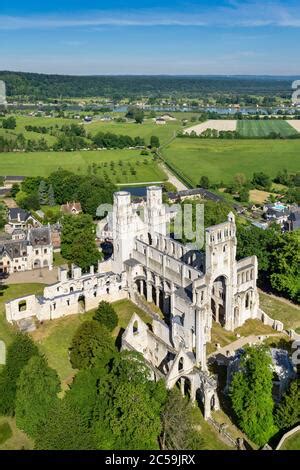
[5,186,264,418]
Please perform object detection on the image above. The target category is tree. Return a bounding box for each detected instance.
[0,333,39,416]
[76,176,116,217]
[65,367,104,428]
[61,214,102,271]
[19,193,40,211]
[15,355,60,439]
[93,301,118,332]
[92,351,167,450]
[269,232,300,303]
[47,184,56,206]
[275,380,300,431]
[35,400,95,450]
[237,225,280,282]
[126,107,144,124]
[229,345,277,446]
[150,135,160,148]
[21,176,43,195]
[2,116,16,129]
[234,173,247,187]
[199,176,210,189]
[10,183,20,198]
[161,388,204,450]
[239,187,249,203]
[38,180,49,205]
[69,320,115,370]
[251,172,272,190]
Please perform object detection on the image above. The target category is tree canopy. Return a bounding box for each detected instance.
[229,345,277,446]
[61,213,102,271]
[15,355,60,439]
[93,301,118,332]
[69,320,115,370]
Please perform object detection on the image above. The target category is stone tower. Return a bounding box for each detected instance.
[145,186,167,237]
[205,212,237,331]
[112,191,136,273]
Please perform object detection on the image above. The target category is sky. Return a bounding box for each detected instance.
[0,0,300,75]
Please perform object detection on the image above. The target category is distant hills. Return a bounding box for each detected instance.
[0,71,295,99]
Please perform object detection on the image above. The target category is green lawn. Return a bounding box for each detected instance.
[279,431,300,450]
[0,150,167,182]
[30,299,153,389]
[162,138,300,185]
[237,120,298,137]
[259,292,300,331]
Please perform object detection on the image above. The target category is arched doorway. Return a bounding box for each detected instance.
[78,295,85,313]
[33,259,41,269]
[211,276,227,327]
[135,279,146,297]
[176,376,192,399]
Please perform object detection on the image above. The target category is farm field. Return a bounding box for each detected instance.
[0,150,167,182]
[184,119,237,135]
[237,120,298,137]
[287,120,300,132]
[162,138,300,185]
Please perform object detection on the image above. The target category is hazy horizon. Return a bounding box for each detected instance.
[1,1,300,75]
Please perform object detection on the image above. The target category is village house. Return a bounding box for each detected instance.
[60,201,82,215]
[5,208,42,234]
[154,117,166,125]
[159,114,177,121]
[0,225,53,274]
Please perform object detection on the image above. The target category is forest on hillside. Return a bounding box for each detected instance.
[0,71,295,100]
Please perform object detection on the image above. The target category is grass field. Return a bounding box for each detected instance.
[237,120,298,137]
[0,115,74,145]
[85,117,180,145]
[0,150,167,182]
[162,138,300,185]
[259,292,300,331]
[249,189,273,204]
[1,113,182,147]
[30,299,152,389]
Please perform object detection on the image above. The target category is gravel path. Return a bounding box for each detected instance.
[159,162,188,191]
[208,333,280,358]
